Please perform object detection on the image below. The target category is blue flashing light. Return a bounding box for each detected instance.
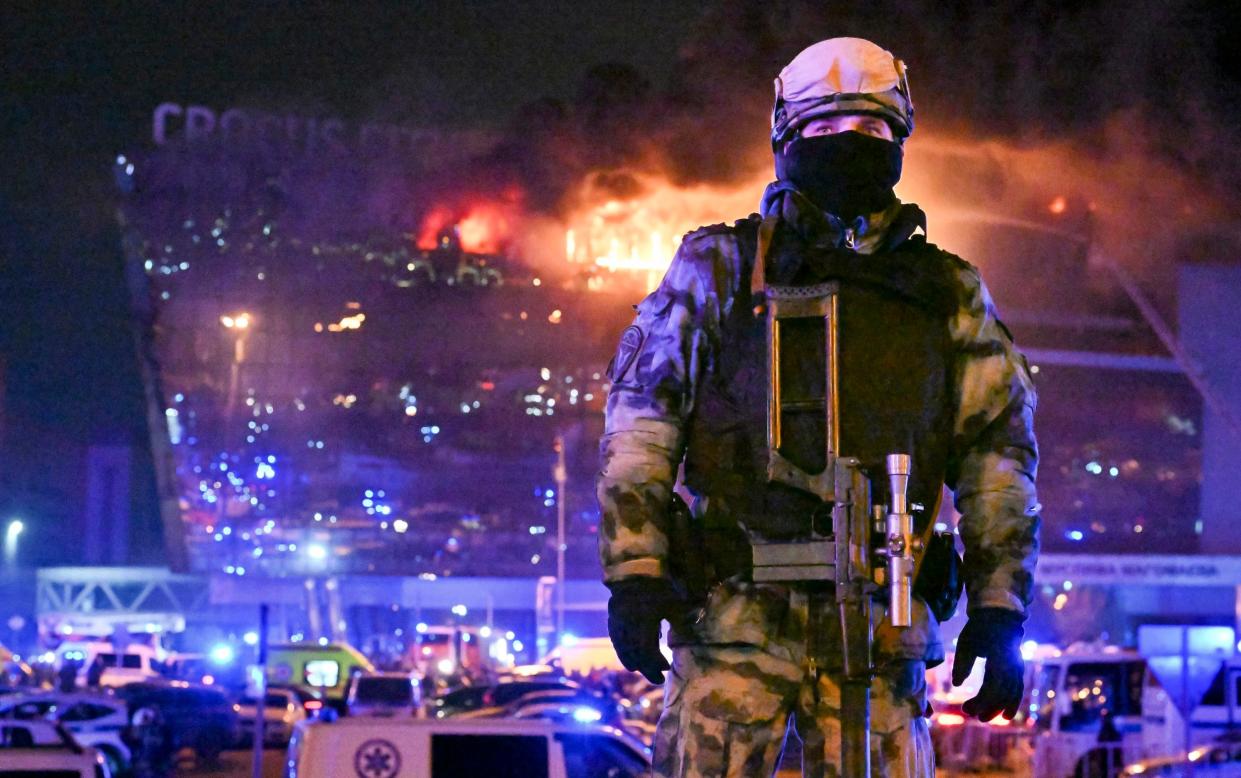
[1066,530,1084,542]
[561,633,578,647]
[572,707,602,723]
[209,644,235,665]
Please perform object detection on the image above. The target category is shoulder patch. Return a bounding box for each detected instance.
[607,325,646,381]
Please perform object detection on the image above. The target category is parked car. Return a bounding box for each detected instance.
[0,718,110,777]
[286,716,650,778]
[433,678,580,718]
[619,687,663,746]
[347,671,421,718]
[236,686,320,746]
[1124,737,1241,775]
[489,688,627,729]
[0,691,131,775]
[113,680,239,761]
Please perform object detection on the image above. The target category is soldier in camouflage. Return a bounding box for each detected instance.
[598,37,1039,777]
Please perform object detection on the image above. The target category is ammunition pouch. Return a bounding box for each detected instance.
[913,530,963,623]
[666,493,708,605]
[666,494,750,605]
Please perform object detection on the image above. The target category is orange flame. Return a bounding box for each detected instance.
[564,170,767,289]
[416,200,519,255]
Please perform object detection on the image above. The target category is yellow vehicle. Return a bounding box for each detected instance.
[266,643,374,709]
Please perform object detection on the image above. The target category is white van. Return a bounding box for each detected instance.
[286,717,651,778]
[57,640,160,687]
[1029,646,1147,778]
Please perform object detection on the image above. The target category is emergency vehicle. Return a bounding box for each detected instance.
[285,716,650,778]
[1028,645,1146,778]
[266,642,374,712]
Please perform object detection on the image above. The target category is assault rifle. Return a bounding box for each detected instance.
[750,212,920,776]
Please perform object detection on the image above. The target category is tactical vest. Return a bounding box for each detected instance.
[683,217,963,546]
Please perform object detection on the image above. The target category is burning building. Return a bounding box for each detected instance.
[114,72,1228,608]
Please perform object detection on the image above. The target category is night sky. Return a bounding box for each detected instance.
[2,1,1238,563]
[0,2,705,555]
[1,1,701,423]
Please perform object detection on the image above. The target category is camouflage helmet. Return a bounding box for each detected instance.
[771,37,914,149]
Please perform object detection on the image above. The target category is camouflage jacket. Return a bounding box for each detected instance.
[597,183,1041,619]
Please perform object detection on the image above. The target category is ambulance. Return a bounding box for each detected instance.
[285,716,650,778]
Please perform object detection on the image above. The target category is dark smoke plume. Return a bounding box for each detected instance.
[443,0,1240,299]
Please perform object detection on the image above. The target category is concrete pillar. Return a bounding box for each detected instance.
[1179,265,1241,553]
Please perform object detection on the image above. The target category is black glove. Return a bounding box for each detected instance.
[951,608,1025,721]
[606,577,680,685]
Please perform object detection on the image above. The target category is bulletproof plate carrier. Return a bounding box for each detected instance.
[683,218,960,550]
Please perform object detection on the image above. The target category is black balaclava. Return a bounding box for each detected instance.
[775,130,903,220]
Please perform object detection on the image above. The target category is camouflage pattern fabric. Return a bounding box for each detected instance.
[661,575,940,777]
[658,581,935,776]
[598,183,1039,617]
[598,182,1039,777]
[654,642,932,778]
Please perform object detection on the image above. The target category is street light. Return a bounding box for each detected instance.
[220,311,253,432]
[3,520,24,566]
[220,312,251,330]
[553,437,567,646]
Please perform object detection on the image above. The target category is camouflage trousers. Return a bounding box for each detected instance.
[653,584,935,778]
